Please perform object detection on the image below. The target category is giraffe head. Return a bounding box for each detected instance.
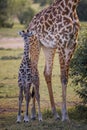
[18,30,33,43]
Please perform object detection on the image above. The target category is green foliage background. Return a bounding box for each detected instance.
[70,30,87,105]
[77,0,87,21]
[0,0,87,27]
[0,0,14,27]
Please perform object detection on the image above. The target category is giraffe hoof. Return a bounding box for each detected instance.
[62,116,70,122]
[17,115,21,123]
[53,113,60,120]
[38,114,43,122]
[24,115,29,122]
[39,118,43,122]
[24,120,29,123]
[16,120,21,123]
[31,107,36,120]
[55,116,61,121]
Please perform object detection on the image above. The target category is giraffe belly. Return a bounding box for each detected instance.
[40,38,57,48]
[39,32,57,48]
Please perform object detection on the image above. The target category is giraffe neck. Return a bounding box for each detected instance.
[55,0,78,11]
[23,42,30,60]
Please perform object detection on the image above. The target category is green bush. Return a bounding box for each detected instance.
[70,35,87,105]
[33,0,53,6]
[18,7,35,27]
[77,0,87,21]
[0,0,8,27]
[2,19,14,28]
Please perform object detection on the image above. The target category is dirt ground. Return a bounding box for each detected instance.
[0,37,23,49]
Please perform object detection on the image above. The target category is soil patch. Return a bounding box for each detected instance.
[0,37,23,49]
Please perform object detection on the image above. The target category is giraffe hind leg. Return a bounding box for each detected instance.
[24,84,31,122]
[17,85,23,123]
[59,52,71,121]
[31,86,36,120]
[61,71,69,121]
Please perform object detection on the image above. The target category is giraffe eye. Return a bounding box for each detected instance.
[24,36,27,39]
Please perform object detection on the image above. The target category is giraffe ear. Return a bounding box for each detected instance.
[18,30,24,37]
[28,31,33,37]
[27,29,29,32]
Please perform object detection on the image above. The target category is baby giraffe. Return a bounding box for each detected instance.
[17,30,42,123]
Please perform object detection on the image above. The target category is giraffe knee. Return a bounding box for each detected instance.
[32,74,39,86]
[44,68,51,77]
[61,75,68,85]
[25,92,31,101]
[44,68,52,82]
[19,87,23,100]
[35,92,40,101]
[19,93,23,102]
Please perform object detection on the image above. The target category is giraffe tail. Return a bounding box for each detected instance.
[31,87,35,98]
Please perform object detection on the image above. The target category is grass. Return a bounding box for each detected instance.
[0,23,24,38]
[0,109,87,130]
[0,22,87,129]
[0,48,79,101]
[0,48,86,130]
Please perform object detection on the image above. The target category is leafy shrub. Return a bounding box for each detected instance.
[33,0,53,6]
[0,0,8,27]
[69,106,87,121]
[70,35,87,105]
[77,0,87,21]
[18,7,35,27]
[75,105,87,120]
[0,0,14,28]
[2,19,14,28]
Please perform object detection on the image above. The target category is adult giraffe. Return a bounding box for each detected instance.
[27,0,80,121]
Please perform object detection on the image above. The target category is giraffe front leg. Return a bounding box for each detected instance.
[61,71,69,121]
[17,87,23,123]
[24,86,31,122]
[43,47,60,120]
[44,69,60,120]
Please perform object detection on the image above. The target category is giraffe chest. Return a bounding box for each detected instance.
[18,60,32,83]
